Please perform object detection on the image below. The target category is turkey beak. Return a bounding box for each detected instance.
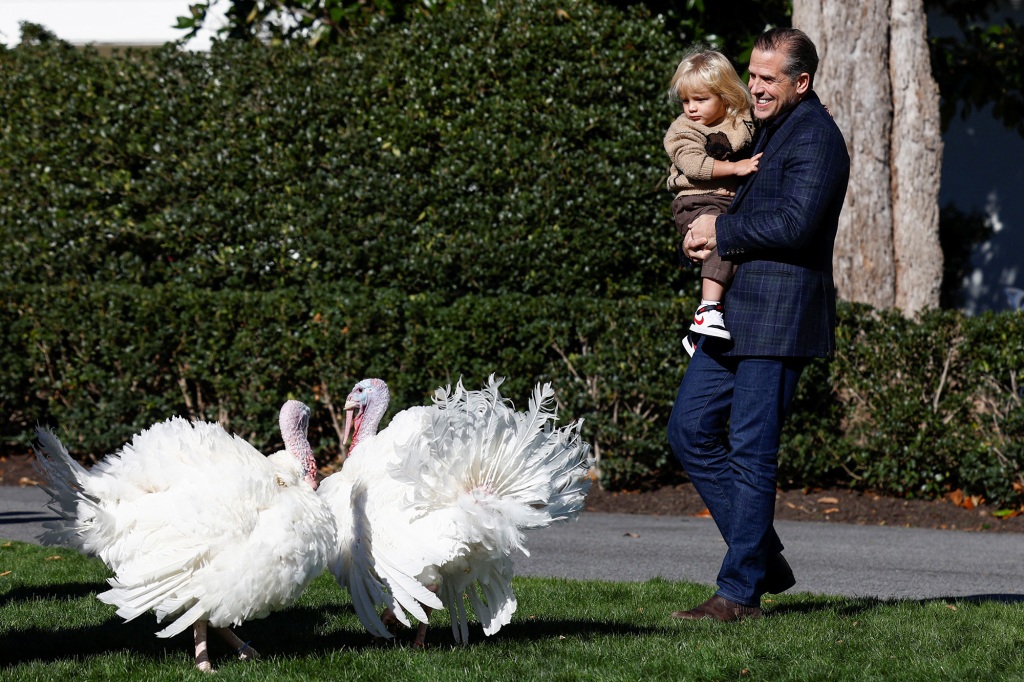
[342,398,359,447]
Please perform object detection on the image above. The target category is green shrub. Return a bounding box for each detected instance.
[0,1,686,298]
[779,305,1024,507]
[1,281,691,487]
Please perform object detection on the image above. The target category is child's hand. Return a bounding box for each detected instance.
[735,152,762,177]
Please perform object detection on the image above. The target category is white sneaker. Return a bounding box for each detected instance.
[689,303,731,340]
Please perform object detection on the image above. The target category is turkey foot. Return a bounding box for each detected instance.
[369,608,405,645]
[216,626,261,661]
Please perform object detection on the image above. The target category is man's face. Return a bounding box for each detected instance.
[747,48,809,123]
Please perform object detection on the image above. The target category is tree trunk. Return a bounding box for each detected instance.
[793,0,943,316]
[890,0,944,314]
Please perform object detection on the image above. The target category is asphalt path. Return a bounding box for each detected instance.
[3,485,1022,602]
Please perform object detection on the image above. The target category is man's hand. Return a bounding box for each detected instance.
[684,213,718,261]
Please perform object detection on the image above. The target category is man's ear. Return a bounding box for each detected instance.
[795,72,810,95]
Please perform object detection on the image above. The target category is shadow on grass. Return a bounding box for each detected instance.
[6,592,642,665]
[0,580,105,605]
[491,618,660,642]
[1,617,176,666]
[765,596,890,617]
[0,597,376,668]
[924,594,1024,605]
[251,598,666,651]
[4,607,669,668]
[375,617,664,648]
[765,592,1024,619]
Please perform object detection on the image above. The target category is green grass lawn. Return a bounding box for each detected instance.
[3,538,1023,680]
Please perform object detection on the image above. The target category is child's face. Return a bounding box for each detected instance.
[680,90,727,127]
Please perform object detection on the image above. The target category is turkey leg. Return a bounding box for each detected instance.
[215,626,261,660]
[413,605,434,647]
[193,620,213,672]
[413,583,440,647]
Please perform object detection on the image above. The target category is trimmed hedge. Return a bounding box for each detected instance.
[780,305,1024,506]
[0,282,690,486]
[1,0,1022,506]
[0,2,682,298]
[3,280,1022,504]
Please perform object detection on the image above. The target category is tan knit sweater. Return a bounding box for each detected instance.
[664,114,755,197]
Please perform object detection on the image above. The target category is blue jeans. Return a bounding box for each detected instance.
[667,347,806,606]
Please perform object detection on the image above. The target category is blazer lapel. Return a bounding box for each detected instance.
[729,93,820,211]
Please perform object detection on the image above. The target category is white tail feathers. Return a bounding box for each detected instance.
[392,376,592,555]
[32,427,100,551]
[437,555,516,643]
[99,571,202,638]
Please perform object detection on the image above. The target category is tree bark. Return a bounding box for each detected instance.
[890,0,944,315]
[792,0,943,315]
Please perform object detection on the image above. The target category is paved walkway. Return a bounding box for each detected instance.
[517,512,1024,601]
[4,485,1023,601]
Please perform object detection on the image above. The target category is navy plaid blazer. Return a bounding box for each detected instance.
[714,91,850,358]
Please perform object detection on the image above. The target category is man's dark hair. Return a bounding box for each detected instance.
[754,27,819,88]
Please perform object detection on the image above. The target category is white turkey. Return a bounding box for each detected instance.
[32,401,337,672]
[317,375,592,646]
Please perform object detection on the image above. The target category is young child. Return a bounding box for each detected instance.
[664,49,760,356]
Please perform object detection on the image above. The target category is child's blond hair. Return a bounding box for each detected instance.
[667,48,753,121]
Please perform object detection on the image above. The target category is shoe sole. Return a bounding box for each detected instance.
[689,324,732,340]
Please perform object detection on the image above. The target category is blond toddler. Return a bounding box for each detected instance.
[664,49,760,356]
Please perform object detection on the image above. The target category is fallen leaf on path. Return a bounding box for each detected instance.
[817,496,839,505]
[693,509,712,518]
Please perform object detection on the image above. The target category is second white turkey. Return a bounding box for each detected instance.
[317,375,592,645]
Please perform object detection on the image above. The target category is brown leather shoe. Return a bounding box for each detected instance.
[671,595,761,622]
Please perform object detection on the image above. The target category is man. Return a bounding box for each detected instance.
[667,27,850,622]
